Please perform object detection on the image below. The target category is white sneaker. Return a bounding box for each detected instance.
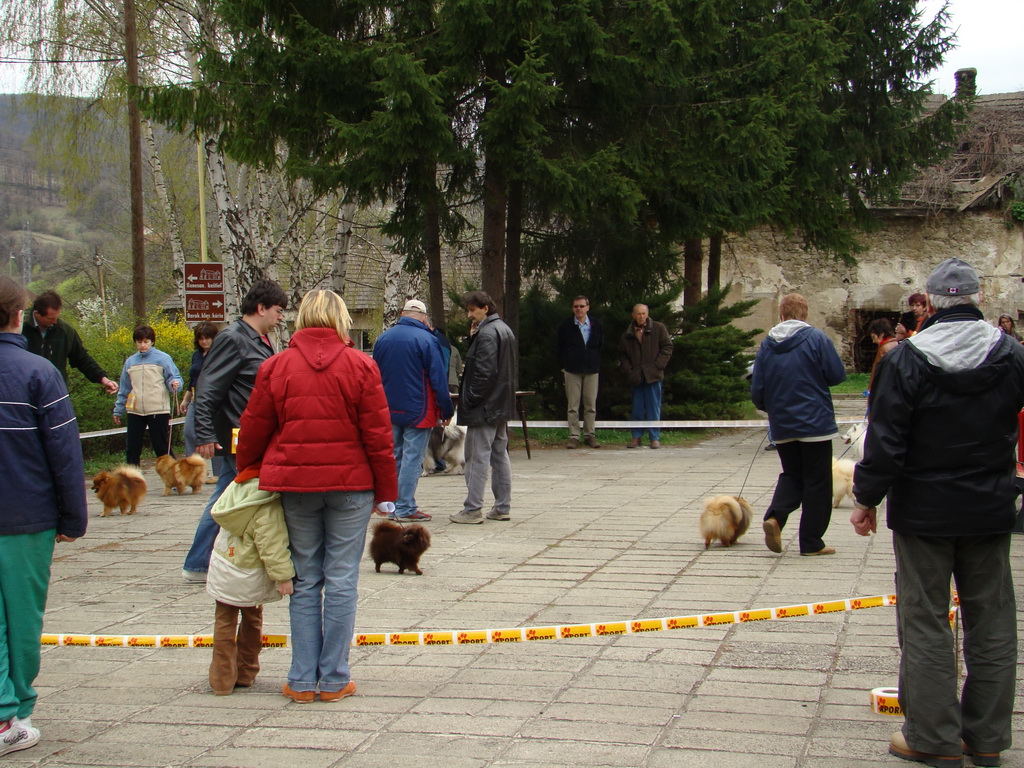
[182,569,207,583]
[0,718,40,756]
[448,509,483,524]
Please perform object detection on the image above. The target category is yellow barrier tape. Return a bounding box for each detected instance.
[871,687,903,716]
[41,593,898,649]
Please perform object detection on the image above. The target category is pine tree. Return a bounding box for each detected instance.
[662,284,761,420]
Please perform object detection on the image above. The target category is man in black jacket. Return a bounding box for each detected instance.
[556,295,603,449]
[852,258,1024,768]
[182,279,288,582]
[449,291,517,525]
[21,291,118,394]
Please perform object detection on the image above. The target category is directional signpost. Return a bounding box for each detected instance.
[184,262,227,322]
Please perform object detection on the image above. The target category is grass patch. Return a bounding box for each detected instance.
[508,426,721,450]
[81,437,187,476]
[831,373,869,395]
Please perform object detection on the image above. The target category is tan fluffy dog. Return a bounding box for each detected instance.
[700,495,753,548]
[155,454,207,496]
[91,466,148,517]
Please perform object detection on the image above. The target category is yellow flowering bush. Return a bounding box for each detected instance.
[72,316,197,437]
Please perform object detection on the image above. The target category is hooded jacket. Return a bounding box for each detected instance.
[236,327,398,501]
[750,320,846,442]
[372,316,455,428]
[0,333,88,537]
[206,472,295,607]
[854,306,1024,536]
[112,347,183,417]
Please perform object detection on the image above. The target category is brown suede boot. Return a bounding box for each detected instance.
[234,606,264,688]
[210,601,240,695]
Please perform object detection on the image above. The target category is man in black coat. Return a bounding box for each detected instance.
[21,290,118,394]
[556,295,603,449]
[852,258,1024,768]
[449,291,517,525]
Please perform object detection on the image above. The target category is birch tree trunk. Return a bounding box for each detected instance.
[382,248,403,331]
[141,117,187,304]
[204,139,247,315]
[332,201,356,296]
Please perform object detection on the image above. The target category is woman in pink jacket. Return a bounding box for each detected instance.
[237,289,397,703]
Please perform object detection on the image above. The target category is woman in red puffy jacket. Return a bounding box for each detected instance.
[236,289,397,703]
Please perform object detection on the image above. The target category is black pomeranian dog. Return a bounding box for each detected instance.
[370,520,432,575]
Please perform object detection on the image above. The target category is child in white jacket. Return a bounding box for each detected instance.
[206,466,294,695]
[112,325,182,466]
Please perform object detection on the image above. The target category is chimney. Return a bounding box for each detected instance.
[954,68,977,99]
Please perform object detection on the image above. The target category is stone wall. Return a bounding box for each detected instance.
[719,210,1024,368]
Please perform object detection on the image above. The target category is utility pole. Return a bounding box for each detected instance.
[20,221,32,286]
[124,0,146,320]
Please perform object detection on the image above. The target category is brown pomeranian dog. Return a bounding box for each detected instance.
[91,466,148,517]
[369,520,431,575]
[154,454,207,496]
[699,495,753,548]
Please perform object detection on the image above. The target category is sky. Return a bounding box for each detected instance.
[0,1,1021,96]
[921,0,1024,96]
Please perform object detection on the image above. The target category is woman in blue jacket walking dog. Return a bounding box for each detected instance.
[751,293,846,557]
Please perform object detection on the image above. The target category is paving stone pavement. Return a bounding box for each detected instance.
[9,422,1024,768]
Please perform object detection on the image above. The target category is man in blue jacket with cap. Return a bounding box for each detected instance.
[373,299,454,521]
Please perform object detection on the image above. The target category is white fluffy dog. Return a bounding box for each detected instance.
[422,424,467,475]
[832,458,856,508]
[842,422,867,461]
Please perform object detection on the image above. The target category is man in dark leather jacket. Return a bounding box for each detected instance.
[449,291,517,524]
[182,279,288,581]
[852,258,1024,767]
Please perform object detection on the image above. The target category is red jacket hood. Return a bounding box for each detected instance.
[288,327,353,371]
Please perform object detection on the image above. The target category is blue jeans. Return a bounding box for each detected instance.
[392,425,431,518]
[630,380,663,440]
[182,455,236,573]
[282,490,373,694]
[183,405,222,475]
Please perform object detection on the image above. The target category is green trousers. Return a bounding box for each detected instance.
[0,529,55,722]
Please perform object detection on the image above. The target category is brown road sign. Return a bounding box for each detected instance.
[184,262,225,292]
[184,293,226,322]
[184,262,226,322]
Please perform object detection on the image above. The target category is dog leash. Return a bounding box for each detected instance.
[836,419,868,460]
[737,430,770,498]
[168,389,180,456]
